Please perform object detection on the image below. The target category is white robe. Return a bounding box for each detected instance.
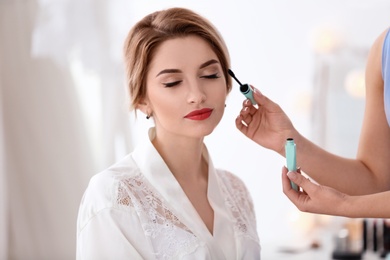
[77,129,261,259]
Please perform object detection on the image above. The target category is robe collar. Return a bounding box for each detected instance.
[131,128,235,258]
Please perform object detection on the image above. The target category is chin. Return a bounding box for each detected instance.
[192,125,216,138]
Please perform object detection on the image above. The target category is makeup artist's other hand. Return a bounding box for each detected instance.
[235,87,295,154]
[282,167,349,216]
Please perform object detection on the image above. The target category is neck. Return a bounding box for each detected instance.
[151,133,207,182]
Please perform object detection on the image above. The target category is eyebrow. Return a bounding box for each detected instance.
[156,69,181,77]
[155,59,220,77]
[199,59,219,69]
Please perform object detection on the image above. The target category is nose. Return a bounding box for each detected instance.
[187,80,206,104]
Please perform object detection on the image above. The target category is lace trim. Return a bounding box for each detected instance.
[217,171,259,243]
[114,173,200,259]
[113,170,258,258]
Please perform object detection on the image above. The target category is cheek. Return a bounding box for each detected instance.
[212,83,228,102]
[149,92,178,116]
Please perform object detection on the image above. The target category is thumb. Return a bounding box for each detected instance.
[287,171,317,194]
[252,87,279,111]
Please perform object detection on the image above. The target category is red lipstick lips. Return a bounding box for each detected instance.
[184,108,213,120]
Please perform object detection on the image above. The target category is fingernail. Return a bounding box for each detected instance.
[244,99,251,106]
[287,171,296,179]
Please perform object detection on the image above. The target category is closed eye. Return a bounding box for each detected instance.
[201,73,220,79]
[163,80,182,87]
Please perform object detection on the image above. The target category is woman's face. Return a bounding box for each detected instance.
[144,35,227,139]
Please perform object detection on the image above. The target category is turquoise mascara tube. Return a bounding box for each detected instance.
[228,69,257,105]
[285,138,299,191]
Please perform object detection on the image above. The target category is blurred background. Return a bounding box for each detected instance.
[1,0,390,259]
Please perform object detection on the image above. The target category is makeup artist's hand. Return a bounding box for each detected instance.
[281,166,350,216]
[235,87,296,154]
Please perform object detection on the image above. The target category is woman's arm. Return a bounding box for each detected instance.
[236,27,390,195]
[282,167,390,218]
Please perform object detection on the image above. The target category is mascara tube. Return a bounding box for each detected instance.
[285,138,299,191]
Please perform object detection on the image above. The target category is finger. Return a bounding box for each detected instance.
[281,167,297,193]
[240,113,252,126]
[235,115,248,133]
[286,171,318,195]
[243,99,253,108]
[282,167,311,209]
[295,168,302,191]
[240,102,258,116]
[252,87,264,105]
[242,98,259,111]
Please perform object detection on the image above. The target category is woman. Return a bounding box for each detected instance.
[236,27,390,218]
[76,7,260,259]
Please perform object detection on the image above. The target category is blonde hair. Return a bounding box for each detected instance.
[123,7,232,111]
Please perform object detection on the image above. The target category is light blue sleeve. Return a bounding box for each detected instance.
[382,28,390,127]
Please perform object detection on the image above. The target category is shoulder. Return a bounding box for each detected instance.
[369,27,389,58]
[366,27,389,86]
[77,154,141,229]
[84,154,140,204]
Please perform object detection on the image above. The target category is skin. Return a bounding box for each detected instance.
[281,167,390,218]
[138,35,228,234]
[235,27,390,217]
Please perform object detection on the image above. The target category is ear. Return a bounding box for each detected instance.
[136,97,151,116]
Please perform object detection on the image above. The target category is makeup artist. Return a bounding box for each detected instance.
[236,27,390,218]
[76,7,260,259]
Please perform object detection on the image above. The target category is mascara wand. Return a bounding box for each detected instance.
[227,69,257,105]
[228,69,243,86]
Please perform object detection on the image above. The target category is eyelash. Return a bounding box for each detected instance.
[163,73,220,88]
[163,81,182,87]
[201,73,220,79]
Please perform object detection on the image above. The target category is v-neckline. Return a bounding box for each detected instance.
[131,128,237,258]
